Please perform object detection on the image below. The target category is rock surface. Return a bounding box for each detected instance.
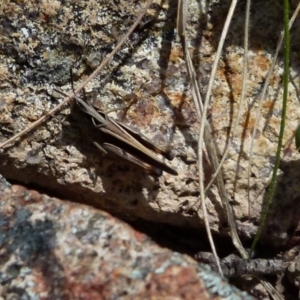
[0,176,253,299]
[1,0,300,261]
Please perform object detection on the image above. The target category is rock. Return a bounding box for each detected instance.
[1,0,300,276]
[0,176,252,299]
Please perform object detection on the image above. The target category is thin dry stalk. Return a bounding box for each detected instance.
[177,0,223,275]
[204,0,250,193]
[197,0,248,259]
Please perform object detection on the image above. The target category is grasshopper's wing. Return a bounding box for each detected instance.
[100,119,178,176]
[102,143,163,176]
[115,121,174,160]
[75,96,108,125]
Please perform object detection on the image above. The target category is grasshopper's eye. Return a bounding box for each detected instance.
[295,123,300,152]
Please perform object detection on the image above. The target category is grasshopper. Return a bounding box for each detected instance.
[54,89,178,176]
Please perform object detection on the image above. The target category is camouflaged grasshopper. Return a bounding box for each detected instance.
[55,89,178,176]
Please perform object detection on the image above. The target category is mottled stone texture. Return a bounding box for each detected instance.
[0,176,252,299]
[1,0,300,276]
